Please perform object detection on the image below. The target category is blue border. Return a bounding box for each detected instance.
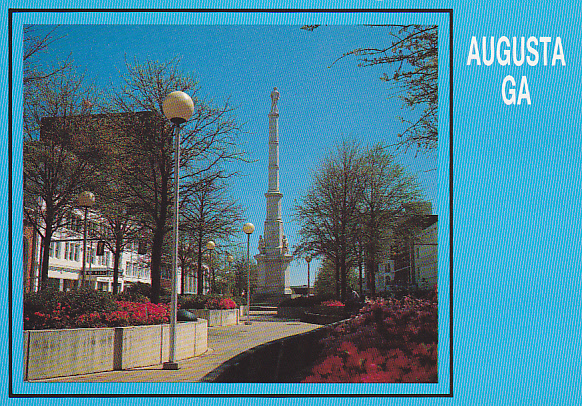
[8,9,452,398]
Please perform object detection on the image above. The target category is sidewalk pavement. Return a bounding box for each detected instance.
[37,311,321,383]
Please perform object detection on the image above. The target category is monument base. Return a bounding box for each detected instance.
[255,253,293,298]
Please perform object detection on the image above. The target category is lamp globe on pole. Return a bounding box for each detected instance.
[243,223,254,325]
[163,91,195,125]
[162,90,194,371]
[77,191,95,289]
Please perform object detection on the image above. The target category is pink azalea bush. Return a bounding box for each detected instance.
[301,286,438,383]
[321,300,345,307]
[205,297,237,310]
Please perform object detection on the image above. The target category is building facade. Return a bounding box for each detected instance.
[414,221,438,289]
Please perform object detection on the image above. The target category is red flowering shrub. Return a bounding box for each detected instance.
[181,295,240,310]
[24,298,170,330]
[218,298,237,309]
[301,293,438,383]
[321,300,345,307]
[202,297,238,310]
[104,301,170,326]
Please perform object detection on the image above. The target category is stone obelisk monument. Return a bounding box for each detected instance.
[255,88,293,297]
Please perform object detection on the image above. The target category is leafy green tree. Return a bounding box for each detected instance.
[314,259,358,298]
[294,140,365,301]
[358,144,421,296]
[232,256,258,298]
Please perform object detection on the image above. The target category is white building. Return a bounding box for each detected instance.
[414,221,438,289]
[30,208,152,293]
[375,260,396,292]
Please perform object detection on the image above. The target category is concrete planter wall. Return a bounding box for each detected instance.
[23,320,207,381]
[189,308,240,327]
[276,306,309,319]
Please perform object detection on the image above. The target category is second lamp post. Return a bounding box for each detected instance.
[206,240,215,293]
[243,222,254,325]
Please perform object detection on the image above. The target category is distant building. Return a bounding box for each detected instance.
[375,260,395,292]
[414,221,438,289]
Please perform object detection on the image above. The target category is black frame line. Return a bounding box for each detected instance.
[8,8,454,399]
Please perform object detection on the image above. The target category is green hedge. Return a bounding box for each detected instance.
[24,287,117,319]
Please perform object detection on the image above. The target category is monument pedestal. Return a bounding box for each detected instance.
[255,253,293,297]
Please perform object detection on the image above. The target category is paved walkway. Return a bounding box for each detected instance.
[37,311,321,383]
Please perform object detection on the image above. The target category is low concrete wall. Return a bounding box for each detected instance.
[24,320,207,381]
[189,308,239,327]
[276,306,309,319]
[25,327,115,381]
[202,325,328,383]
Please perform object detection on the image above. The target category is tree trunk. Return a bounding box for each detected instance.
[197,235,204,295]
[39,206,55,289]
[39,230,52,289]
[358,241,363,296]
[340,252,347,302]
[180,258,186,295]
[334,256,340,299]
[150,221,166,304]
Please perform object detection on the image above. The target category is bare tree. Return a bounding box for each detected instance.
[302,24,438,153]
[107,58,245,303]
[23,67,99,288]
[181,172,245,294]
[23,25,72,86]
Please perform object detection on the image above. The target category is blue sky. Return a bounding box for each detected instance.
[29,24,438,286]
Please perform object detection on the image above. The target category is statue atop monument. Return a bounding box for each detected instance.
[270,87,280,113]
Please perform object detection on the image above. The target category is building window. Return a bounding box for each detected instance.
[74,244,80,262]
[106,251,111,268]
[54,242,61,259]
[49,242,55,257]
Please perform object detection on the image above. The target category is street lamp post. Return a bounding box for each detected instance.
[206,240,215,293]
[243,222,254,325]
[162,91,194,371]
[305,255,312,296]
[77,191,95,289]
